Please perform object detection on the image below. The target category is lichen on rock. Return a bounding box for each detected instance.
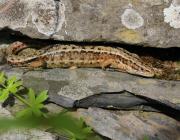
[31,0,66,36]
[115,29,143,44]
[121,8,144,29]
[164,1,180,28]
[0,0,30,29]
[0,0,66,36]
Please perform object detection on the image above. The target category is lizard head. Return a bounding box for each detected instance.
[6,41,28,56]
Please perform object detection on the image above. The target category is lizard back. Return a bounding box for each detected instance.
[7,42,156,77]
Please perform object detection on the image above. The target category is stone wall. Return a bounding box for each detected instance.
[1,0,180,48]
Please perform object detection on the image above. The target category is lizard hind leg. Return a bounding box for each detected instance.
[100,59,115,70]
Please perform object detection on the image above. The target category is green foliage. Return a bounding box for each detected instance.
[17,89,48,117]
[0,73,22,102]
[0,72,5,84]
[0,72,102,140]
[0,113,100,140]
[48,114,94,140]
[143,135,150,140]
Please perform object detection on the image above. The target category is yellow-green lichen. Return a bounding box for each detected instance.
[115,29,143,44]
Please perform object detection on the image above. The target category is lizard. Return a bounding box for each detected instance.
[6,41,160,77]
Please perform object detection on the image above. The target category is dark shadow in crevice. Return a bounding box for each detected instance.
[103,91,180,121]
[48,89,180,121]
[73,91,180,121]
[0,28,180,61]
[135,94,180,121]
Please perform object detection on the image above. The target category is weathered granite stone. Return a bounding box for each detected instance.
[0,129,57,140]
[77,107,180,140]
[19,68,180,106]
[0,66,179,139]
[0,104,12,118]
[1,0,180,48]
[0,105,57,140]
[1,66,179,110]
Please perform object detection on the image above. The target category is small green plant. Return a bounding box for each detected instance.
[0,72,23,102]
[0,72,47,117]
[0,72,101,140]
[16,88,48,117]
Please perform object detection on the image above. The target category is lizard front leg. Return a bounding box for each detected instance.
[26,59,46,69]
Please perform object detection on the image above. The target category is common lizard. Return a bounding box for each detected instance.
[6,41,158,77]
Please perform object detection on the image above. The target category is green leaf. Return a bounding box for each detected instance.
[16,108,32,118]
[82,127,93,134]
[28,88,36,104]
[36,103,44,109]
[0,72,5,84]
[32,107,42,117]
[7,76,17,85]
[36,90,48,103]
[0,89,9,101]
[12,81,23,89]
[6,77,22,94]
[20,89,48,117]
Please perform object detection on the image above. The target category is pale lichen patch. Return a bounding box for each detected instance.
[115,29,143,44]
[164,2,180,28]
[31,0,65,36]
[121,8,144,29]
[0,0,66,36]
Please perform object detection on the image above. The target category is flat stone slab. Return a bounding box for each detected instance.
[77,107,180,140]
[22,68,180,104]
[0,66,179,109]
[0,105,57,140]
[0,66,179,139]
[1,0,180,48]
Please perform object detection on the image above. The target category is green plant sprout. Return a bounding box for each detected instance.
[0,72,23,102]
[0,72,102,140]
[16,88,48,117]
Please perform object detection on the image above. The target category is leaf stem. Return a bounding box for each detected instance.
[13,92,32,107]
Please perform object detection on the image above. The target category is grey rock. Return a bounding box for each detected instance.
[0,104,12,118]
[44,103,64,114]
[20,68,180,106]
[0,105,57,140]
[0,67,179,109]
[0,66,179,140]
[0,0,180,48]
[0,129,57,140]
[77,107,180,140]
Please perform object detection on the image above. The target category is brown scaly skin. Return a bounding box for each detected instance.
[6,41,160,77]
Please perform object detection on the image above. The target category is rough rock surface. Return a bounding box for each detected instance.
[0,66,179,108]
[22,69,180,105]
[1,0,180,48]
[0,66,179,140]
[0,105,57,140]
[78,107,180,140]
[0,130,56,140]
